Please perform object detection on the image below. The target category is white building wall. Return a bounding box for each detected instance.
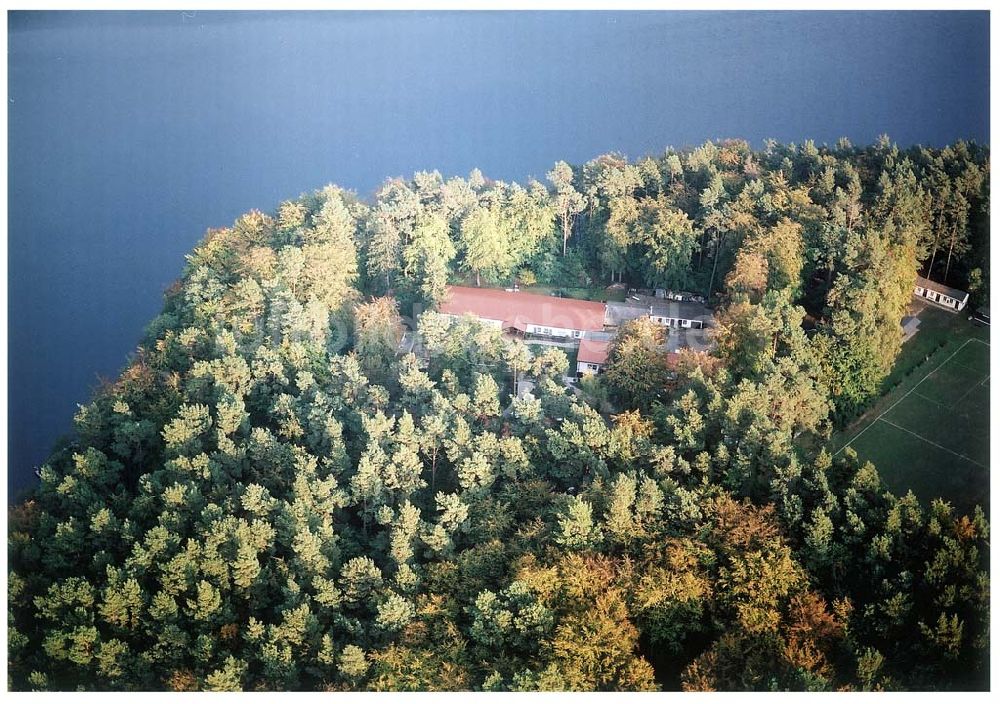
[914,286,968,311]
[527,324,582,338]
[576,361,602,375]
[648,315,703,329]
[444,312,602,337]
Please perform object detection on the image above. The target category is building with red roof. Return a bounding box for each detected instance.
[438,286,607,339]
[576,337,610,376]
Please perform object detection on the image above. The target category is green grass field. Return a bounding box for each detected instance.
[834,324,990,517]
[883,304,987,388]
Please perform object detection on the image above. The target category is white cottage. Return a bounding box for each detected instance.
[914,275,970,312]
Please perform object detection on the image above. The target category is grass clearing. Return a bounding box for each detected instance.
[833,307,990,516]
[882,303,988,387]
[883,391,989,467]
[843,420,987,515]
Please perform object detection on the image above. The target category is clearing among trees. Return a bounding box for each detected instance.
[837,337,990,515]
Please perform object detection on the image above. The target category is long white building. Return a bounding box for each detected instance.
[914,275,970,312]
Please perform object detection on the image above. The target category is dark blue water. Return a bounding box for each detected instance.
[7,11,990,498]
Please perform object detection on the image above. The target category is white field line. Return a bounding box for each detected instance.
[952,370,992,407]
[912,390,948,408]
[877,419,987,470]
[835,338,989,456]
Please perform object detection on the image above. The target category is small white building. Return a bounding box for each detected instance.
[914,275,969,312]
[576,338,610,377]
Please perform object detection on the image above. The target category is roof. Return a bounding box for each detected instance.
[577,338,610,365]
[915,275,969,303]
[605,300,713,327]
[439,286,607,332]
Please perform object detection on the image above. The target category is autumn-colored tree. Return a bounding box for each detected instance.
[603,318,671,411]
[353,296,403,385]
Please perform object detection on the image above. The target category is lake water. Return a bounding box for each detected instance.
[7,10,989,498]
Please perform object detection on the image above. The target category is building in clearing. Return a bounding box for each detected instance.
[576,337,611,377]
[437,286,607,339]
[605,296,712,330]
[435,286,716,369]
[914,275,969,312]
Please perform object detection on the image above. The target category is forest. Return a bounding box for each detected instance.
[7,137,990,691]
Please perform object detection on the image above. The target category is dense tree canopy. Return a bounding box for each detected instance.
[9,137,989,692]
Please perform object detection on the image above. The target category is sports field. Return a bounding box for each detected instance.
[835,335,990,516]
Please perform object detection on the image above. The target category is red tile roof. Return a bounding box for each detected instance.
[439,286,607,332]
[577,338,610,365]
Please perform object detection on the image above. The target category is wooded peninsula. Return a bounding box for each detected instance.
[8,137,990,691]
